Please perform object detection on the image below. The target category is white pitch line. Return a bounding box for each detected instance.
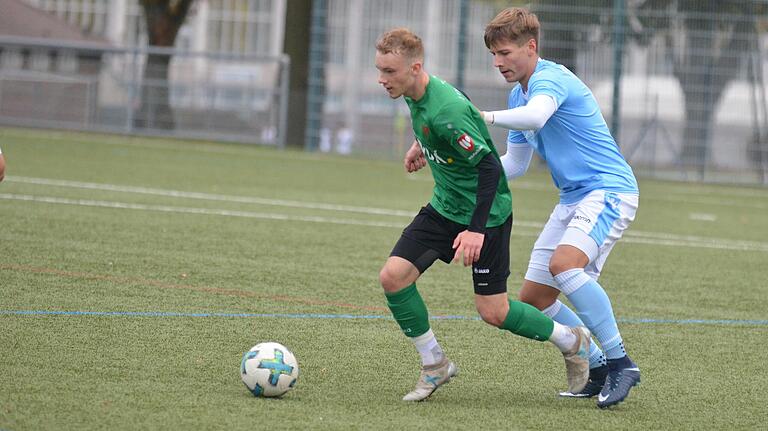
[661,184,768,199]
[649,194,768,210]
[6,176,768,248]
[3,192,768,253]
[621,229,767,249]
[408,175,768,208]
[689,213,717,222]
[617,235,768,252]
[0,193,406,229]
[7,176,415,217]
[4,176,545,229]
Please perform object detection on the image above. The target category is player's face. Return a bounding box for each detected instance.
[489,38,538,87]
[375,51,419,99]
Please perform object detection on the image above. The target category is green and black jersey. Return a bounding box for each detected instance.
[405,75,512,227]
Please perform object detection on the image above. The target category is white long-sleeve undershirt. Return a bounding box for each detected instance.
[485,94,556,179]
[485,94,557,130]
[499,143,533,180]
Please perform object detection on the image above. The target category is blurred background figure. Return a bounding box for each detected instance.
[0,146,5,182]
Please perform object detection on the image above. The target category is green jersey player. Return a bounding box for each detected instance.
[375,27,590,402]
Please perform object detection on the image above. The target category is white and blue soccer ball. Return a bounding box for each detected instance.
[240,342,299,397]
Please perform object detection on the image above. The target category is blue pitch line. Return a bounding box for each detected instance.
[1,310,767,326]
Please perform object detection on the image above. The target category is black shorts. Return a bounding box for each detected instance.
[390,204,512,295]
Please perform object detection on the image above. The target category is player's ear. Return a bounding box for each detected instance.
[410,59,422,75]
[527,38,537,54]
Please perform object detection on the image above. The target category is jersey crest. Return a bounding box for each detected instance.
[456,133,474,152]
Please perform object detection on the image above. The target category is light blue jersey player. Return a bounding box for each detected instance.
[502,59,638,205]
[481,7,640,408]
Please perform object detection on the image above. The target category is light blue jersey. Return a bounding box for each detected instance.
[507,59,638,204]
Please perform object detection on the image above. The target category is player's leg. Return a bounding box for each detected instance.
[550,191,640,408]
[521,205,608,385]
[381,205,458,401]
[379,256,429,338]
[519,279,610,397]
[381,255,456,402]
[472,215,590,394]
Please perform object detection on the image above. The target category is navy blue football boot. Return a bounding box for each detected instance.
[596,356,641,408]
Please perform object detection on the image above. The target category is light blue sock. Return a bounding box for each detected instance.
[543,300,607,369]
[554,268,626,360]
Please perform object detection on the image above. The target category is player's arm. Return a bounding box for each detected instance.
[0,148,5,182]
[453,153,500,266]
[468,153,501,233]
[482,94,557,130]
[500,143,533,180]
[403,139,426,173]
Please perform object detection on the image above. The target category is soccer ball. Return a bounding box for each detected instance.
[240,342,299,397]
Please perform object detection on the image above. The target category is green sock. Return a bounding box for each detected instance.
[500,300,554,341]
[385,283,430,337]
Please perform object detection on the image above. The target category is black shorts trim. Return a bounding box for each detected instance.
[390,204,512,295]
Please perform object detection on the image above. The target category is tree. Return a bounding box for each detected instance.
[135,0,195,130]
[532,0,612,74]
[282,0,313,149]
[535,0,765,171]
[631,1,767,170]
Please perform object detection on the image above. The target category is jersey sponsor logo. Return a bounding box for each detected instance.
[421,125,430,138]
[417,139,448,165]
[457,133,474,151]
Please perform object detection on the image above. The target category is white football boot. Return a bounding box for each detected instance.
[562,326,591,394]
[402,357,458,402]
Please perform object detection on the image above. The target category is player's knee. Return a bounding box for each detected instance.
[378,267,394,290]
[476,305,505,327]
[549,245,590,275]
[379,265,405,293]
[549,256,576,276]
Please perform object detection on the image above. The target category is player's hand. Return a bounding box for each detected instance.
[404,140,427,173]
[452,230,485,267]
[481,111,494,125]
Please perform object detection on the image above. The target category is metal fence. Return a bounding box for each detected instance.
[0,35,289,146]
[310,0,507,158]
[5,0,768,184]
[309,0,768,184]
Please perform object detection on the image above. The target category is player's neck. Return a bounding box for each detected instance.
[406,71,430,101]
[519,56,540,93]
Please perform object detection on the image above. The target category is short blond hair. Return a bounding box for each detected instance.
[484,7,540,49]
[375,28,424,61]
